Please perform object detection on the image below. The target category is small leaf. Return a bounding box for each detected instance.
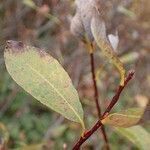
[102,107,149,127]
[91,16,125,86]
[4,40,85,129]
[115,126,150,150]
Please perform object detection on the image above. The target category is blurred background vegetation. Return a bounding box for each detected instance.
[0,0,149,149]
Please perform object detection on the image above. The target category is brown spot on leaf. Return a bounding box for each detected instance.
[35,48,55,64]
[6,40,24,54]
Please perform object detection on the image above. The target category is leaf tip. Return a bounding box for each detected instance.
[5,40,24,54]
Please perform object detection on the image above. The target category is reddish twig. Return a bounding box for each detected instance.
[90,53,109,150]
[102,71,135,117]
[90,53,101,116]
[72,71,134,150]
[73,120,103,150]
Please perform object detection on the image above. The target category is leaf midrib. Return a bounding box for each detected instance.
[26,63,83,124]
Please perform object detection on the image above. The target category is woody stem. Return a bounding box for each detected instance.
[90,52,110,150]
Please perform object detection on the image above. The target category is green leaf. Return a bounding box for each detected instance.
[4,40,85,129]
[102,107,149,127]
[115,126,150,150]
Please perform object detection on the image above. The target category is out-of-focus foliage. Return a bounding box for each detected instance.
[115,126,150,150]
[0,0,149,149]
[0,122,9,149]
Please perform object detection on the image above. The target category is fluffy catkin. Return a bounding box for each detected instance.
[70,0,126,86]
[71,0,105,42]
[70,12,85,41]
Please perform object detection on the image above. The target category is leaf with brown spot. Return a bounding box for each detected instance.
[4,40,85,129]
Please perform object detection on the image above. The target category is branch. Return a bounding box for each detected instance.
[102,70,135,117]
[72,71,135,150]
[90,52,109,150]
[90,53,101,116]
